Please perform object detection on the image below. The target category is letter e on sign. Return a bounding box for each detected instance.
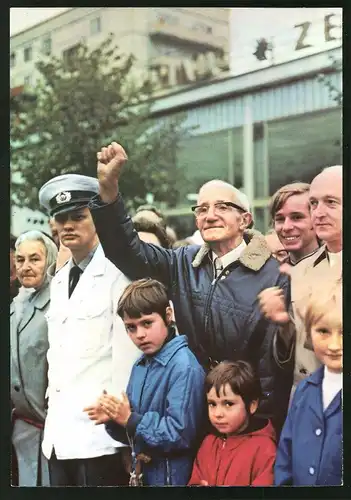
[324,14,340,42]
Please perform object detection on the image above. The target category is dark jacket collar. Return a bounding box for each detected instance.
[136,335,188,367]
[192,229,271,272]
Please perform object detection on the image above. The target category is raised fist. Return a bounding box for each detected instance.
[258,286,290,324]
[97,142,128,203]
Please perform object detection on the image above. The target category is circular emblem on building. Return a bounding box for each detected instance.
[56,191,71,204]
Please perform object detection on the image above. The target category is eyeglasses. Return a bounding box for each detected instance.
[191,202,246,218]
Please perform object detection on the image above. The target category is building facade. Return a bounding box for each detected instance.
[10,8,342,238]
[10,7,230,235]
[152,8,342,237]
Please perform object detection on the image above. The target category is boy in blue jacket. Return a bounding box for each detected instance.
[85,278,206,486]
[274,284,342,486]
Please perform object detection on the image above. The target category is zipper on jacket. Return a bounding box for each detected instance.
[165,458,171,486]
[203,276,220,341]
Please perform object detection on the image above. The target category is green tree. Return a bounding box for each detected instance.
[317,53,342,106]
[10,34,189,211]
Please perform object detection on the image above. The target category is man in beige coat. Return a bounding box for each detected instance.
[259,165,342,395]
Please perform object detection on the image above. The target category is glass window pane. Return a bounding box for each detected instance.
[176,130,230,202]
[253,206,269,234]
[268,109,342,195]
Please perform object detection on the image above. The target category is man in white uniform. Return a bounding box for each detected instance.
[39,174,140,486]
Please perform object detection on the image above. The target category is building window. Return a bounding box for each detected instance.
[11,52,16,67]
[24,75,32,87]
[42,37,52,55]
[192,22,212,35]
[90,17,101,35]
[156,13,178,26]
[24,46,32,62]
[63,44,81,68]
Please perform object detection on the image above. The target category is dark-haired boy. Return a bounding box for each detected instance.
[85,278,205,486]
[188,360,276,486]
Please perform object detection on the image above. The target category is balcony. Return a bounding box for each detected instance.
[148,16,227,51]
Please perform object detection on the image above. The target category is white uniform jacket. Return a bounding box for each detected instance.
[42,244,140,460]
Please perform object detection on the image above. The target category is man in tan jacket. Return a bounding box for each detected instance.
[259,165,342,395]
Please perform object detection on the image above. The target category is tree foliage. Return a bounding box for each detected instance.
[317,54,342,106]
[11,34,189,210]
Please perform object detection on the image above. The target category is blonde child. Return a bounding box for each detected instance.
[275,285,342,485]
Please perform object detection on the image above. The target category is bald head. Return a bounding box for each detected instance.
[309,165,342,252]
[198,180,251,213]
[322,165,343,176]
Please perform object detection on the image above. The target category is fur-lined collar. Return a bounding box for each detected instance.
[192,229,271,272]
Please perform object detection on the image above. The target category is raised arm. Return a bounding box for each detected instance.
[89,141,176,286]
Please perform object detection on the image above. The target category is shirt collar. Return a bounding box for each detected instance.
[136,335,187,367]
[288,247,320,266]
[327,250,342,268]
[212,239,247,270]
[70,243,99,272]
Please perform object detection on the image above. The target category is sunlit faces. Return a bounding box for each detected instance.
[196,185,251,250]
[123,307,173,356]
[138,231,161,246]
[207,384,258,437]
[309,168,342,252]
[54,208,99,253]
[265,232,288,262]
[311,309,342,374]
[15,240,47,289]
[49,218,60,247]
[274,193,317,258]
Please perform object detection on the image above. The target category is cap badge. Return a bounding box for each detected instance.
[56,191,72,204]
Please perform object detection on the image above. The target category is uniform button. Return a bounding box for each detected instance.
[14,385,20,392]
[309,467,315,475]
[315,428,322,436]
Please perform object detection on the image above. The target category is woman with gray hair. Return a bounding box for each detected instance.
[11,230,57,486]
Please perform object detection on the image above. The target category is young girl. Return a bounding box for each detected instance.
[84,278,206,486]
[274,285,342,486]
[188,360,276,486]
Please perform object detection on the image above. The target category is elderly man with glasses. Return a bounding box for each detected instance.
[89,142,293,434]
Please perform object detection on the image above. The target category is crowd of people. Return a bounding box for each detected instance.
[10,140,342,487]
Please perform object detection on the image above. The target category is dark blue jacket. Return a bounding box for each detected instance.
[274,366,342,486]
[90,194,293,432]
[105,335,206,486]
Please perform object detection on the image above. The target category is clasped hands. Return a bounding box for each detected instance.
[84,390,131,427]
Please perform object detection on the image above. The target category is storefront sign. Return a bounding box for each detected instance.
[294,13,340,51]
[149,50,229,90]
[230,8,342,77]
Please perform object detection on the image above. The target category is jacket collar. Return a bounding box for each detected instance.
[12,282,51,334]
[305,366,341,419]
[306,365,325,385]
[136,335,188,367]
[192,229,271,271]
[312,245,328,267]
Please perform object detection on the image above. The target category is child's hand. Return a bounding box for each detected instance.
[83,402,110,425]
[83,390,110,425]
[99,391,131,427]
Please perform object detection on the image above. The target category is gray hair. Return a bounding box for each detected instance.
[199,180,251,212]
[15,230,58,284]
